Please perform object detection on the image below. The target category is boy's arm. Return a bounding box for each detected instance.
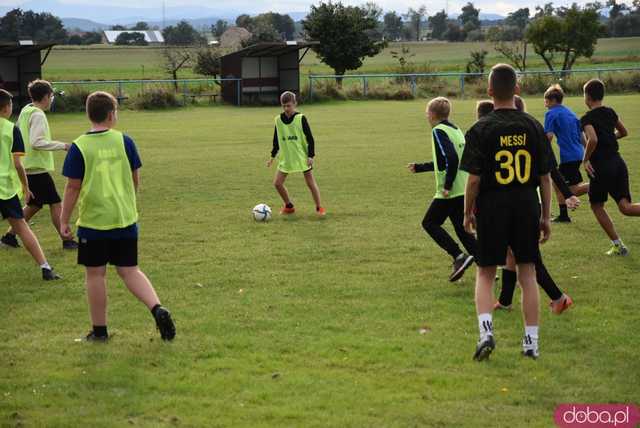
[582,124,598,176]
[433,129,459,192]
[302,116,315,158]
[539,173,552,243]
[132,169,140,192]
[463,174,480,234]
[60,178,81,239]
[271,127,279,158]
[414,162,434,172]
[615,119,628,140]
[29,112,68,151]
[13,155,32,203]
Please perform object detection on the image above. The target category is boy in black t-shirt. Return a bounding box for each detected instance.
[581,79,639,256]
[460,64,553,361]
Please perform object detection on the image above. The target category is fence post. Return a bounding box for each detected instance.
[598,70,602,80]
[459,75,465,99]
[182,81,188,105]
[118,81,123,99]
[410,76,417,98]
[363,77,368,98]
[237,80,241,106]
[309,77,314,102]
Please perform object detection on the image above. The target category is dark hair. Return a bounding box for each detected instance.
[489,63,517,101]
[544,84,564,103]
[280,91,296,105]
[476,100,494,119]
[86,91,117,123]
[584,79,605,101]
[28,79,53,102]
[0,89,12,110]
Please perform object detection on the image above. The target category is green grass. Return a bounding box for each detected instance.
[2,96,640,427]
[43,37,640,82]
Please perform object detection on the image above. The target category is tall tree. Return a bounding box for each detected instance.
[303,2,387,84]
[428,10,448,40]
[212,19,228,38]
[459,2,481,32]
[0,9,68,43]
[235,14,252,29]
[534,2,555,18]
[404,6,427,41]
[163,20,205,45]
[132,21,149,30]
[504,8,530,28]
[526,4,605,73]
[383,11,404,40]
[253,12,296,40]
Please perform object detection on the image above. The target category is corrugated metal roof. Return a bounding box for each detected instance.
[103,31,165,44]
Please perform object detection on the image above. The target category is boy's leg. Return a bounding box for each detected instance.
[49,203,77,248]
[5,205,41,237]
[617,198,640,217]
[591,202,619,241]
[517,262,540,358]
[7,217,47,265]
[422,199,463,260]
[450,196,477,257]
[86,266,108,327]
[474,265,498,361]
[497,249,517,309]
[274,170,292,206]
[303,170,323,210]
[116,266,161,309]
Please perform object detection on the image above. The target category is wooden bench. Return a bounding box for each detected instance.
[184,93,219,104]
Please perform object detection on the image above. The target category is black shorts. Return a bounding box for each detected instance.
[0,195,24,220]
[475,190,540,267]
[589,155,631,204]
[78,238,138,267]
[559,161,583,186]
[27,173,61,207]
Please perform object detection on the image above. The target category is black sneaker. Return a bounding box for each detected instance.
[42,268,61,281]
[522,349,539,360]
[154,306,176,341]
[551,216,571,223]
[85,331,109,342]
[473,335,495,361]
[1,233,20,248]
[449,253,474,282]
[62,240,79,250]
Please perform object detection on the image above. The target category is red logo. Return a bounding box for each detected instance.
[555,404,640,427]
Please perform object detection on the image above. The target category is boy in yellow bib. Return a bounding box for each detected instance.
[60,92,175,342]
[0,89,60,280]
[267,91,325,216]
[1,80,78,250]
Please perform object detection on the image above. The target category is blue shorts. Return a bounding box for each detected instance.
[0,195,24,220]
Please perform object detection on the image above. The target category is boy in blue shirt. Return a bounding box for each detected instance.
[543,84,589,222]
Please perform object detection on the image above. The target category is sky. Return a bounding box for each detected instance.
[0,0,596,17]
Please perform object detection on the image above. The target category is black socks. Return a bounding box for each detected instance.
[559,204,569,219]
[151,304,162,318]
[93,325,108,338]
[285,202,294,209]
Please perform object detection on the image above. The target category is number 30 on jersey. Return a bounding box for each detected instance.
[495,149,532,185]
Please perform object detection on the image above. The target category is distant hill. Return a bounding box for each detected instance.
[61,18,108,32]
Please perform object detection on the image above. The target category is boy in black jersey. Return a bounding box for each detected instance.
[461,64,553,361]
[581,79,638,256]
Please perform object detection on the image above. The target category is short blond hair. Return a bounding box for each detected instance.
[280,91,296,105]
[544,84,564,103]
[427,97,451,120]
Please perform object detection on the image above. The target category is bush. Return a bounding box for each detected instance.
[51,87,91,113]
[132,88,180,110]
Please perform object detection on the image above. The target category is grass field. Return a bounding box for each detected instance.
[42,37,640,82]
[2,95,640,427]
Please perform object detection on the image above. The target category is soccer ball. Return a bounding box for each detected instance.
[252,204,272,222]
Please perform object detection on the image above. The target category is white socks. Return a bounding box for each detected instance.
[40,262,51,270]
[478,313,493,341]
[523,325,539,351]
[613,239,624,247]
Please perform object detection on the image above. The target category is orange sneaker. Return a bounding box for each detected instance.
[280,206,295,215]
[316,207,326,216]
[550,294,573,315]
[493,301,512,312]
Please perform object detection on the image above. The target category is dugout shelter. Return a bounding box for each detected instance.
[220,41,318,105]
[0,42,55,110]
